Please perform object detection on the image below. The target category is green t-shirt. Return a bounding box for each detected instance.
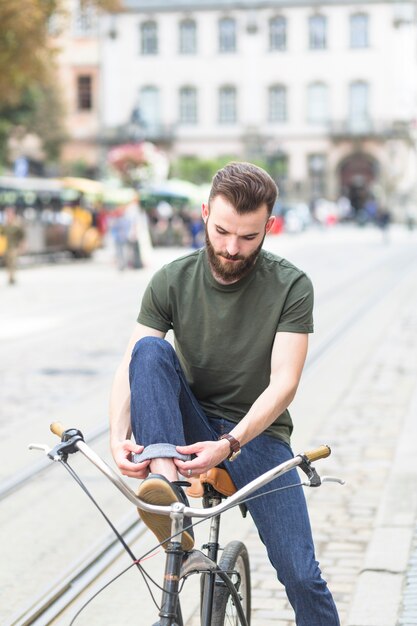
[138,248,314,443]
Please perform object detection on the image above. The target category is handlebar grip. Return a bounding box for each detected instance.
[303,445,331,462]
[50,422,65,438]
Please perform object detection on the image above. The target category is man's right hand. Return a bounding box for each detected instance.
[112,440,150,479]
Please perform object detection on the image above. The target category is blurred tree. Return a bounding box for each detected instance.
[0,75,68,166]
[170,156,237,185]
[30,76,68,161]
[0,0,119,167]
[0,0,52,107]
[170,155,271,185]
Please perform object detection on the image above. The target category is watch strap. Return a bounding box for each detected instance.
[219,433,241,460]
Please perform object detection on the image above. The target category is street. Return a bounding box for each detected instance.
[1,224,417,626]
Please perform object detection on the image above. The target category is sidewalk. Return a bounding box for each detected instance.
[347,384,417,626]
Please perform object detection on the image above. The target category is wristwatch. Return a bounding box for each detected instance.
[219,433,241,462]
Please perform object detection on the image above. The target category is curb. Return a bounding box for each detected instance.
[346,379,417,626]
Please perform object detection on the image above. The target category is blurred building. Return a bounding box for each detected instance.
[57,1,417,215]
[51,0,101,174]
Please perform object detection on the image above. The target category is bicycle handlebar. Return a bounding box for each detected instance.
[43,424,340,520]
[50,422,65,438]
[303,444,331,462]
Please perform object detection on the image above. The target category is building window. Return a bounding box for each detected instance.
[350,14,369,48]
[268,85,287,122]
[309,15,327,49]
[308,154,327,197]
[219,86,237,123]
[139,86,160,130]
[219,17,236,53]
[77,75,93,110]
[269,153,289,195]
[307,83,329,124]
[349,81,369,131]
[179,19,197,54]
[73,1,96,37]
[141,21,158,55]
[179,86,197,124]
[269,16,287,51]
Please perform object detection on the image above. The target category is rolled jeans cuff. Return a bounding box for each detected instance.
[132,443,191,463]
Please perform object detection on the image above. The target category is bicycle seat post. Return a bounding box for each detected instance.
[202,487,223,561]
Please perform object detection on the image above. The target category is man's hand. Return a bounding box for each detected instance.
[174,440,230,476]
[111,440,150,479]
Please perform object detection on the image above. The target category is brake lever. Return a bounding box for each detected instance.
[298,457,322,487]
[302,476,345,487]
[28,443,51,454]
[321,476,345,485]
[28,430,84,461]
[29,442,65,461]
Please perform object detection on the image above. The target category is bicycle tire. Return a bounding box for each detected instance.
[211,540,251,626]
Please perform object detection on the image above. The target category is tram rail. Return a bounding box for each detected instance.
[0,423,108,502]
[8,513,144,626]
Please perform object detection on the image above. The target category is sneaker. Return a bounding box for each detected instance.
[137,474,194,551]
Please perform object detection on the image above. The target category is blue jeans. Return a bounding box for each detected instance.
[130,337,340,626]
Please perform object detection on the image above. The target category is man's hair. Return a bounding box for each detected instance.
[209,162,278,216]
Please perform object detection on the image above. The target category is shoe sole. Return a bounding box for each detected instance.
[137,477,194,551]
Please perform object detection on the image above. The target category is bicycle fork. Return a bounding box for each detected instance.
[155,497,248,626]
[155,496,223,626]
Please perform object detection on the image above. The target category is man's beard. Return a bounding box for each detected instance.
[205,227,264,283]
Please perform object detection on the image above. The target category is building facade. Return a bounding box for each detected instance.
[51,0,102,172]
[63,1,417,213]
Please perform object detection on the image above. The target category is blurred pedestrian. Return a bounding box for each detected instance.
[364,195,378,224]
[188,209,204,248]
[0,206,25,285]
[336,194,353,221]
[125,195,143,269]
[405,207,415,231]
[376,207,391,243]
[156,200,173,221]
[108,208,130,271]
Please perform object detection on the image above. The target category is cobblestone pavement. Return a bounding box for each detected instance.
[186,252,417,625]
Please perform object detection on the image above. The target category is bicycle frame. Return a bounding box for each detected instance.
[159,535,248,626]
[30,426,342,626]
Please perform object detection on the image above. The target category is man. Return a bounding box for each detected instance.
[110,162,339,625]
[0,206,25,285]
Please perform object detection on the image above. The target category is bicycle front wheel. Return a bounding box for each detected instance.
[211,540,251,626]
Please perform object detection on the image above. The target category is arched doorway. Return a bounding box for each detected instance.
[338,153,379,213]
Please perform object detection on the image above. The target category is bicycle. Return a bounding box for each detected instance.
[30,424,344,626]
